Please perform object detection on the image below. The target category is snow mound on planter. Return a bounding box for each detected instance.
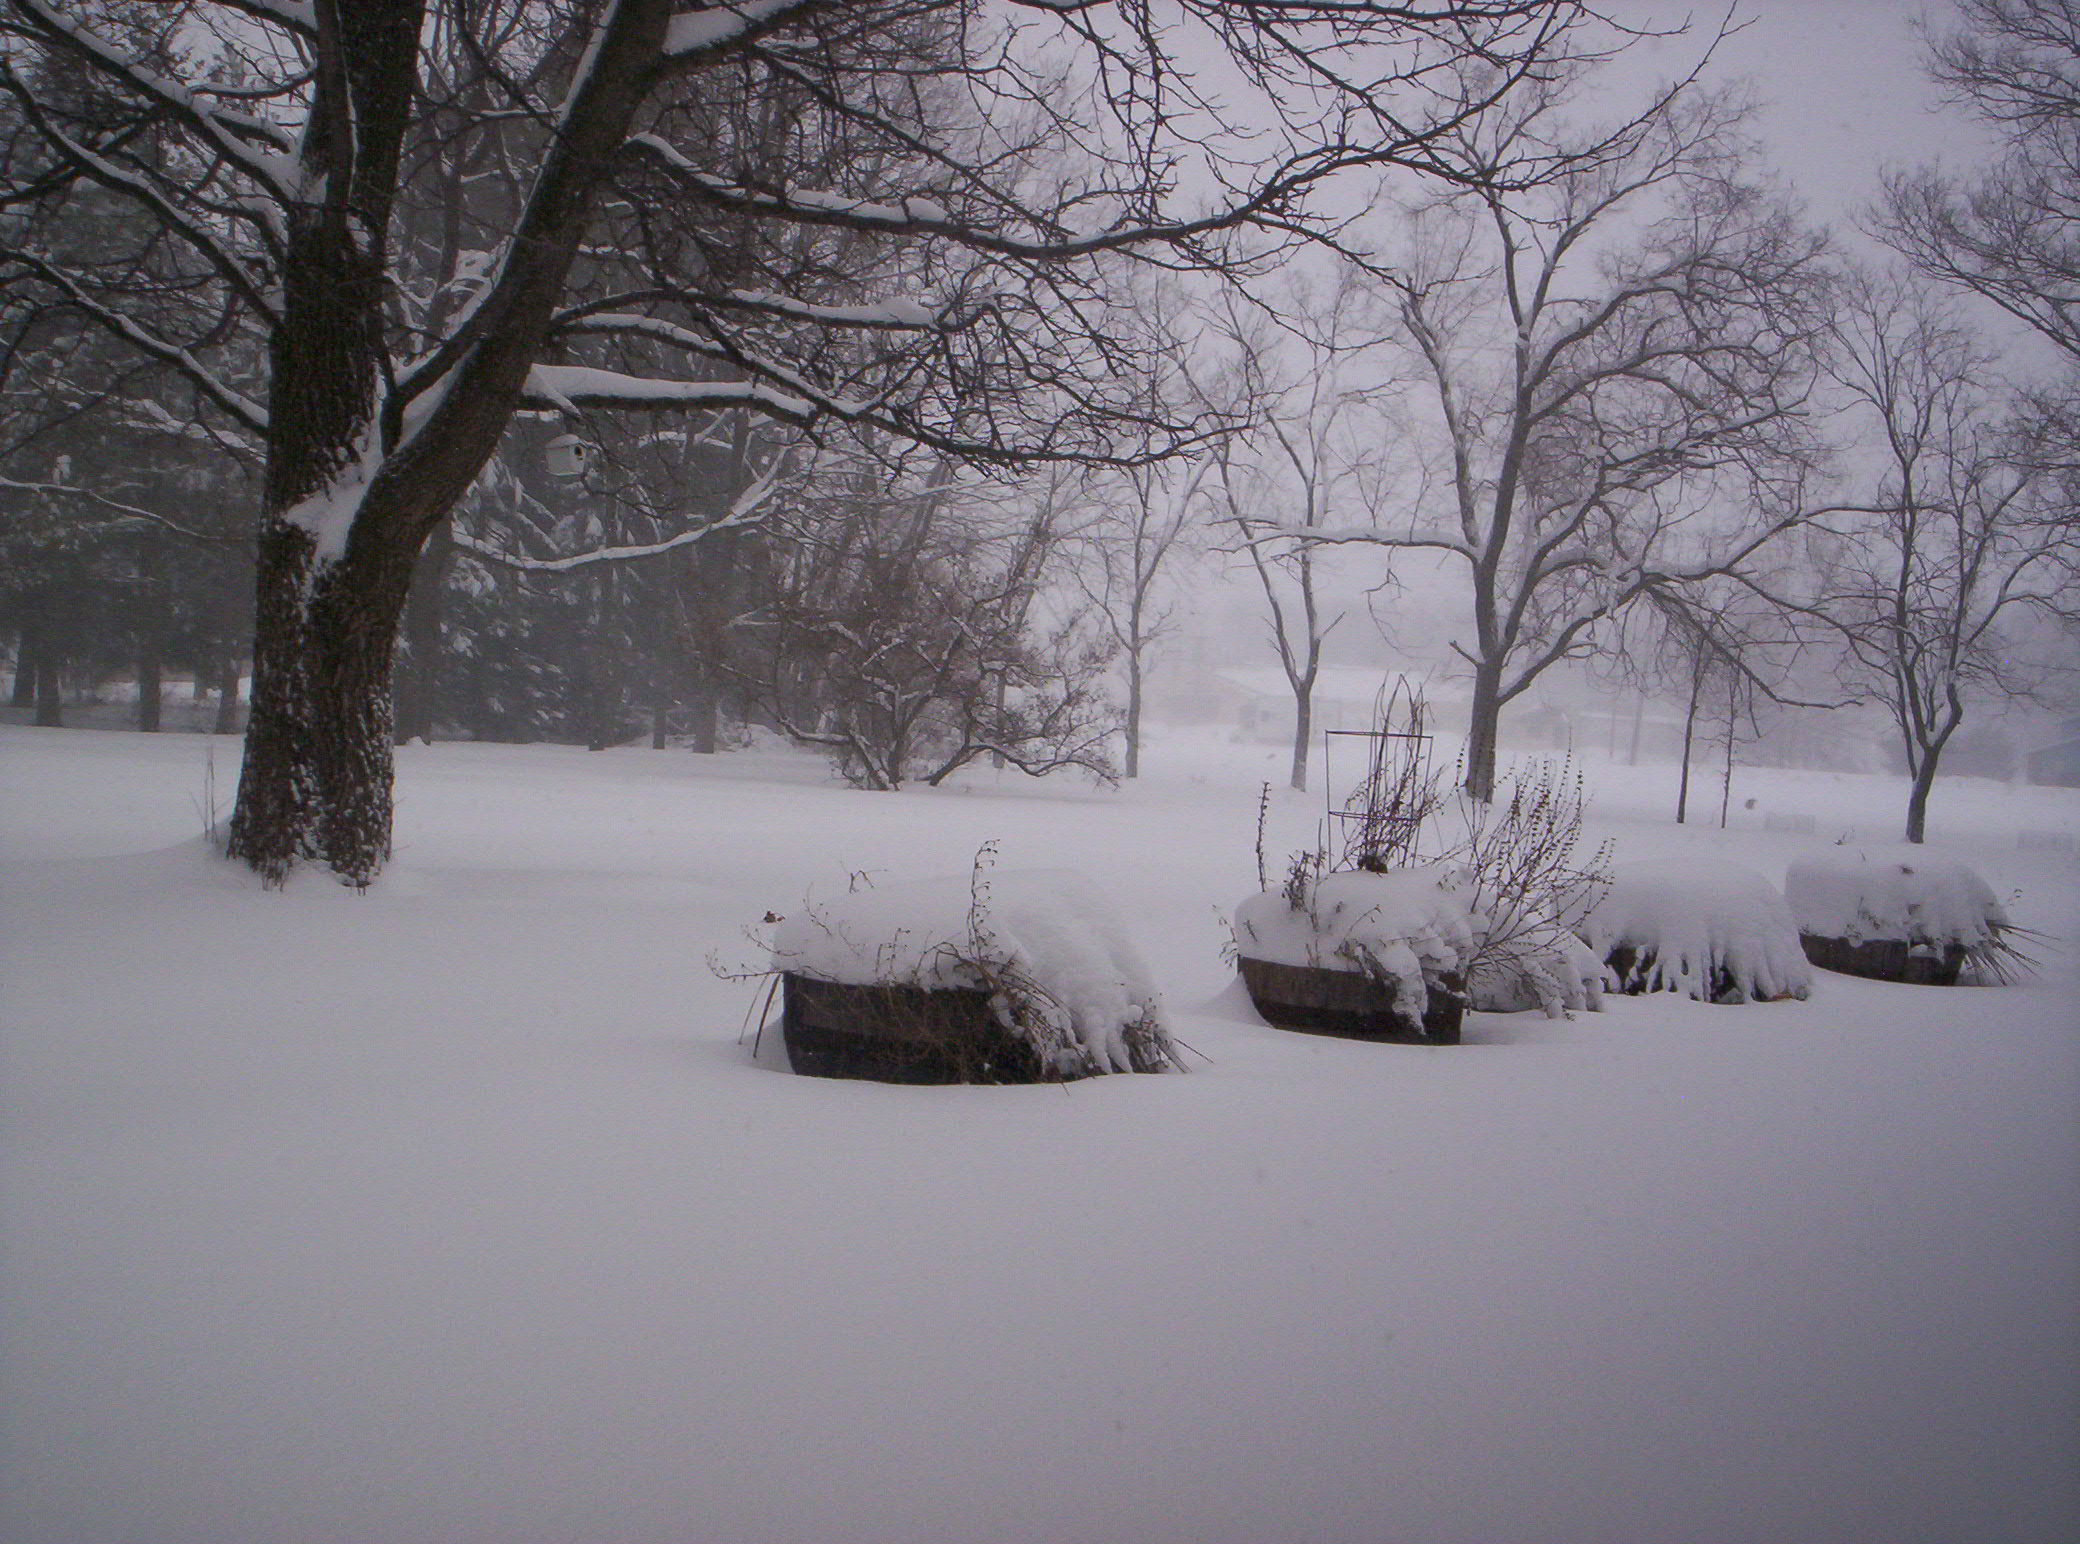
[771,867,1179,1076]
[1583,859,1812,1004]
[1233,866,1481,1023]
[1783,846,2009,946]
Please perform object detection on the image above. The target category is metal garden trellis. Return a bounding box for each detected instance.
[1323,679,1439,873]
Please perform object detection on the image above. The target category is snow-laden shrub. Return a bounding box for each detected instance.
[1583,860,1812,1004]
[1448,757,1610,1016]
[1784,847,2028,983]
[1243,693,1607,1021]
[1233,865,1481,1024]
[1464,918,1606,1015]
[770,860,1179,1077]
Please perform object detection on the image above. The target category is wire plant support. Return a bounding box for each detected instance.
[1323,679,1440,874]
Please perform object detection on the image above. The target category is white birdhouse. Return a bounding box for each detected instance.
[546,434,592,479]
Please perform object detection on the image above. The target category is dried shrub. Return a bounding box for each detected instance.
[1443,754,1611,1015]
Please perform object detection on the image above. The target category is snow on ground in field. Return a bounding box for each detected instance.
[1586,859,1815,1002]
[3,722,2078,1544]
[771,865,1170,1075]
[1786,844,2011,946]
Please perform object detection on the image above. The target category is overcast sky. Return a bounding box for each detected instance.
[1619,0,1991,238]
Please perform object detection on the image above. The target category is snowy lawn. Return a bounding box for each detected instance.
[3,723,2077,1544]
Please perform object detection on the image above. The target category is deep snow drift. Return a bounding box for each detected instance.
[2,722,2076,1544]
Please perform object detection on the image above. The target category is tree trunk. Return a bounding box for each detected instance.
[135,541,167,733]
[12,624,35,708]
[33,655,61,727]
[1626,691,1645,766]
[137,652,162,733]
[1676,662,1702,824]
[213,655,243,735]
[1124,650,1143,779]
[688,678,720,754]
[1463,663,1504,802]
[1904,749,1940,844]
[307,555,411,881]
[1289,685,1312,792]
[1718,671,1737,829]
[229,524,323,880]
[225,0,674,886]
[231,502,418,887]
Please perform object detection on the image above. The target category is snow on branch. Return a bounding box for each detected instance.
[209,0,317,38]
[522,364,817,422]
[563,295,943,341]
[5,249,269,435]
[1234,521,1476,557]
[713,290,944,331]
[8,0,299,206]
[0,74,282,321]
[663,1,818,59]
[454,459,785,573]
[0,477,244,546]
[623,134,1291,263]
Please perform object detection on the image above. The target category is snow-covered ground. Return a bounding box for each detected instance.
[3,721,2076,1544]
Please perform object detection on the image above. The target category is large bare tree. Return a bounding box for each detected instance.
[1201,280,1388,792]
[1311,76,1831,800]
[1071,277,1210,780]
[1,0,1598,886]
[1798,269,2079,843]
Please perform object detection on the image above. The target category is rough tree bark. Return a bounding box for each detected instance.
[226,0,674,885]
[1463,661,1505,805]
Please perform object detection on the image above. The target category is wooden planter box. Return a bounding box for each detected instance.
[1603,942,1746,1005]
[1237,956,1463,1045]
[1798,933,1968,986]
[779,972,1051,1084]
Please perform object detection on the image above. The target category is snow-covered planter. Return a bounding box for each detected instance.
[768,864,1180,1083]
[1232,867,1479,1044]
[1784,848,2018,986]
[1582,860,1813,1005]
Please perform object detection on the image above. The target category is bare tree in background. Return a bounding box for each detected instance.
[1624,578,1811,826]
[1072,281,1210,779]
[1880,0,2080,363]
[1320,75,1831,801]
[1789,269,2079,843]
[746,449,1116,790]
[0,0,1604,886]
[1202,281,1394,791]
